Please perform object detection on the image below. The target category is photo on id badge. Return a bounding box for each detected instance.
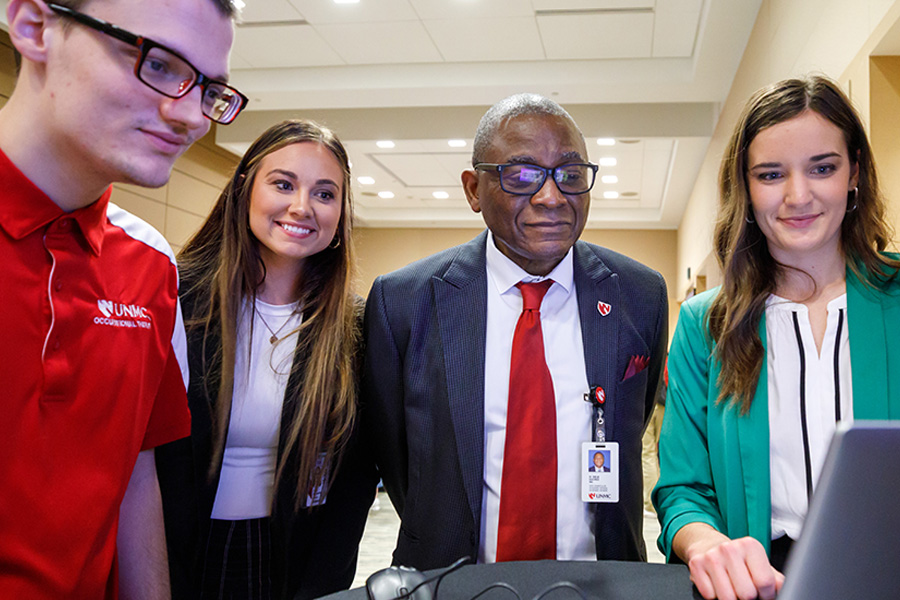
[582,442,618,502]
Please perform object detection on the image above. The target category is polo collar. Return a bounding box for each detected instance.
[0,147,110,256]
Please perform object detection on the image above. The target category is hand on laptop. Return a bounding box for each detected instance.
[674,523,784,600]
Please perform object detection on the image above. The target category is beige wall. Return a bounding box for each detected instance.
[1,29,13,108]
[870,56,900,230]
[355,226,680,336]
[676,0,900,302]
[110,132,238,254]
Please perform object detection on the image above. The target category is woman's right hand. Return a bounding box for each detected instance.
[674,523,784,600]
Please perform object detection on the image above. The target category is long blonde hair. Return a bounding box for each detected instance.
[178,119,359,508]
[711,75,899,412]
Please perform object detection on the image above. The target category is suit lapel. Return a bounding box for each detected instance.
[433,232,489,526]
[572,243,616,436]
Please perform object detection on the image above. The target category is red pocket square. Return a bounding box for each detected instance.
[623,354,649,381]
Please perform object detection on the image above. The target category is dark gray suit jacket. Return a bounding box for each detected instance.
[362,231,668,570]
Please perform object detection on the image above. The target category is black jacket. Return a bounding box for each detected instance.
[156,287,377,600]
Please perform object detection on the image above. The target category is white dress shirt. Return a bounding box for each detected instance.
[479,232,595,562]
[211,298,302,520]
[766,293,852,540]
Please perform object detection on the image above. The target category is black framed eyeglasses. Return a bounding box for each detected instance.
[474,162,599,195]
[47,2,248,124]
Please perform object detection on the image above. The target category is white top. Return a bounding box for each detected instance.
[766,293,853,540]
[479,232,595,562]
[211,298,302,520]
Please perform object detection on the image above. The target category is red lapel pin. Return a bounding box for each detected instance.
[597,301,611,316]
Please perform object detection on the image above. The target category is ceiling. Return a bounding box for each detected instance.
[219,0,763,229]
[0,0,764,229]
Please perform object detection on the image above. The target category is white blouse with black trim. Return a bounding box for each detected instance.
[765,293,853,541]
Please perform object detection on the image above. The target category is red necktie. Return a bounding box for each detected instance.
[496,279,557,561]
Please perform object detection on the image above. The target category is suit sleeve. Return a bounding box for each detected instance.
[361,276,410,515]
[652,297,726,561]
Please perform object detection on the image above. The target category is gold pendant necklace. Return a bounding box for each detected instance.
[256,310,294,344]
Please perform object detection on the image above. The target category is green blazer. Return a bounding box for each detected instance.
[653,267,900,561]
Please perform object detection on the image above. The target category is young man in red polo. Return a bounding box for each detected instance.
[0,0,246,597]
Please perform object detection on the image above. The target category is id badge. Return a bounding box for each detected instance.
[581,441,619,503]
[305,452,330,507]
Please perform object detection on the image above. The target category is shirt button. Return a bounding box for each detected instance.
[54,340,61,351]
[57,219,71,231]
[55,281,62,291]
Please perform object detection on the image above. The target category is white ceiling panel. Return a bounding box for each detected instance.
[424,17,545,62]
[288,0,418,24]
[409,0,535,20]
[316,21,444,64]
[228,51,254,70]
[372,153,466,187]
[593,140,645,201]
[532,0,653,11]
[656,0,703,12]
[652,10,701,57]
[538,13,653,60]
[640,139,675,207]
[233,24,344,68]
[239,0,306,23]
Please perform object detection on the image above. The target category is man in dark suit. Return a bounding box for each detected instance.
[363,93,668,570]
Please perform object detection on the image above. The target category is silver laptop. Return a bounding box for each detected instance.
[779,420,900,600]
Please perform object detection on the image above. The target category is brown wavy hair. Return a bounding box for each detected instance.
[710,75,899,412]
[178,119,358,508]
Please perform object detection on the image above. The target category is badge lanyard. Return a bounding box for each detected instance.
[584,386,607,443]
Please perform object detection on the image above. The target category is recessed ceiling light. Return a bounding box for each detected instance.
[378,191,395,199]
[603,191,619,199]
[596,138,615,146]
[376,140,395,149]
[357,176,375,185]
[432,191,450,199]
[447,140,466,148]
[601,175,618,184]
[599,157,617,167]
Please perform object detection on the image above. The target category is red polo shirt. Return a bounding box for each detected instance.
[0,149,191,598]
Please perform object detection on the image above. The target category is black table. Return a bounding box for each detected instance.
[321,561,703,600]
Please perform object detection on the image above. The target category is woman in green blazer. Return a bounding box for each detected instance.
[654,75,900,600]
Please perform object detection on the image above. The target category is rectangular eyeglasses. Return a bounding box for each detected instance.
[474,162,599,195]
[47,2,248,124]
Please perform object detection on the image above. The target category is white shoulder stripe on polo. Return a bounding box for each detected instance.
[106,202,189,389]
[106,202,177,266]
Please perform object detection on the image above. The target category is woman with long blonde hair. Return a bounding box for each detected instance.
[156,119,376,600]
[654,76,900,600]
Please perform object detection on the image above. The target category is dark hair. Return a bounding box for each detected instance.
[178,119,358,508]
[472,93,582,165]
[710,75,899,412]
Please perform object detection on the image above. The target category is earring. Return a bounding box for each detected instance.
[329,235,341,249]
[847,186,858,213]
[745,211,755,224]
